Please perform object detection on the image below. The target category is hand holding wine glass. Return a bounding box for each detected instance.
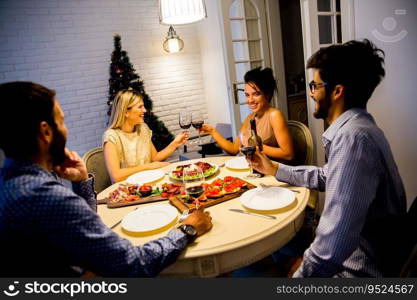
[173,131,189,147]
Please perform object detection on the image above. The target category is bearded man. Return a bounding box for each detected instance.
[0,82,212,277]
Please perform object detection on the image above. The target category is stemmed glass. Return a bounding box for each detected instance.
[191,112,204,145]
[182,165,205,209]
[179,112,191,153]
[239,130,261,179]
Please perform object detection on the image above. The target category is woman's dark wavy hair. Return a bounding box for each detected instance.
[244,67,277,102]
[0,81,56,159]
[307,39,385,108]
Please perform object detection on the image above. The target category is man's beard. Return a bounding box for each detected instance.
[313,94,331,120]
[50,127,67,166]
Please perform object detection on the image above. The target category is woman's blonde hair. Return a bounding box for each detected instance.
[108,89,143,129]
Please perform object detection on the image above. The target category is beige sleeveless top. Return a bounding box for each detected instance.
[247,108,279,148]
[102,124,153,168]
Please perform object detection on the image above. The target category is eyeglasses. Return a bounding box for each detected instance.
[309,81,328,92]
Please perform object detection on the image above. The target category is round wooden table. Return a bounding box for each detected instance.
[97,156,309,277]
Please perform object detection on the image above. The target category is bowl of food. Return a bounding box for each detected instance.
[139,184,153,197]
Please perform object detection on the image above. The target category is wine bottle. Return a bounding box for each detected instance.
[249,118,263,151]
[249,118,264,177]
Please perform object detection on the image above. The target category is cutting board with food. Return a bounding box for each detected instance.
[98,183,183,208]
[169,176,256,213]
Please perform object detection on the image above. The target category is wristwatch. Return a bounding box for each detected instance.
[177,224,198,243]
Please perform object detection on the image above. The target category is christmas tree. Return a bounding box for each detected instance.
[108,34,174,151]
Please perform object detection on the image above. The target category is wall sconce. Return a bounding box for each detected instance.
[163,26,184,53]
[159,0,207,25]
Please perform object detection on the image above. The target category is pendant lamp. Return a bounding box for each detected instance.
[163,26,184,53]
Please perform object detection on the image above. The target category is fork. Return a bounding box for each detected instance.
[259,183,300,193]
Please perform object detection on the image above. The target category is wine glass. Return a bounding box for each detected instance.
[239,130,261,179]
[191,112,204,145]
[182,165,205,210]
[179,112,191,153]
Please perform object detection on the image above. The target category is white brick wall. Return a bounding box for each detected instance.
[0,0,208,155]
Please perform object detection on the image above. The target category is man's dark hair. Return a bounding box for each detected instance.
[307,39,385,108]
[244,67,277,102]
[0,82,56,159]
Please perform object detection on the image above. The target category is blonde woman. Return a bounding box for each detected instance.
[103,90,188,182]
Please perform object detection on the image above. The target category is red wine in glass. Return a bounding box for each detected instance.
[186,186,205,199]
[179,113,191,129]
[179,122,191,129]
[240,145,256,158]
[191,121,204,129]
[183,165,205,209]
[191,112,204,145]
[179,113,191,153]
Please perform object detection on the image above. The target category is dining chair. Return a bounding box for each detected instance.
[82,147,112,193]
[287,120,313,166]
[198,123,232,158]
[287,120,317,212]
[178,123,232,161]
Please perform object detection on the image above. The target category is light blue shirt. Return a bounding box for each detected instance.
[276,108,406,277]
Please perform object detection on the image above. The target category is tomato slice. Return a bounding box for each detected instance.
[224,184,240,194]
[205,187,225,198]
[212,179,224,187]
[223,176,236,182]
[232,178,247,187]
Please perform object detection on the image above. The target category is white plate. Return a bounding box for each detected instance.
[225,156,249,170]
[125,170,165,185]
[240,187,295,211]
[169,163,219,181]
[121,204,178,233]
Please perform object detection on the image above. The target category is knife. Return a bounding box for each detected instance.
[109,206,141,229]
[229,208,276,219]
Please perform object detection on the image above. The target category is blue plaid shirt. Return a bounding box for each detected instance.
[0,158,187,277]
[276,108,406,277]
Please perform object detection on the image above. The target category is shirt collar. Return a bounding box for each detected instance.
[3,157,52,177]
[322,108,367,143]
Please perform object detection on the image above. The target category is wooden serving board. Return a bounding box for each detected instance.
[169,181,257,213]
[97,195,168,208]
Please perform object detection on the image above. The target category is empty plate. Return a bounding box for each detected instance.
[125,170,165,185]
[225,156,249,170]
[240,187,295,211]
[121,204,178,233]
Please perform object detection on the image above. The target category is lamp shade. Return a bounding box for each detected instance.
[159,0,207,25]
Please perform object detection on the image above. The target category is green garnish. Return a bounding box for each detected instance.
[151,187,161,196]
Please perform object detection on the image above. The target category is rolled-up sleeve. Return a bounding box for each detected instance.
[276,164,327,192]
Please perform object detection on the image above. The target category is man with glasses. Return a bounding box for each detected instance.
[249,39,406,277]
